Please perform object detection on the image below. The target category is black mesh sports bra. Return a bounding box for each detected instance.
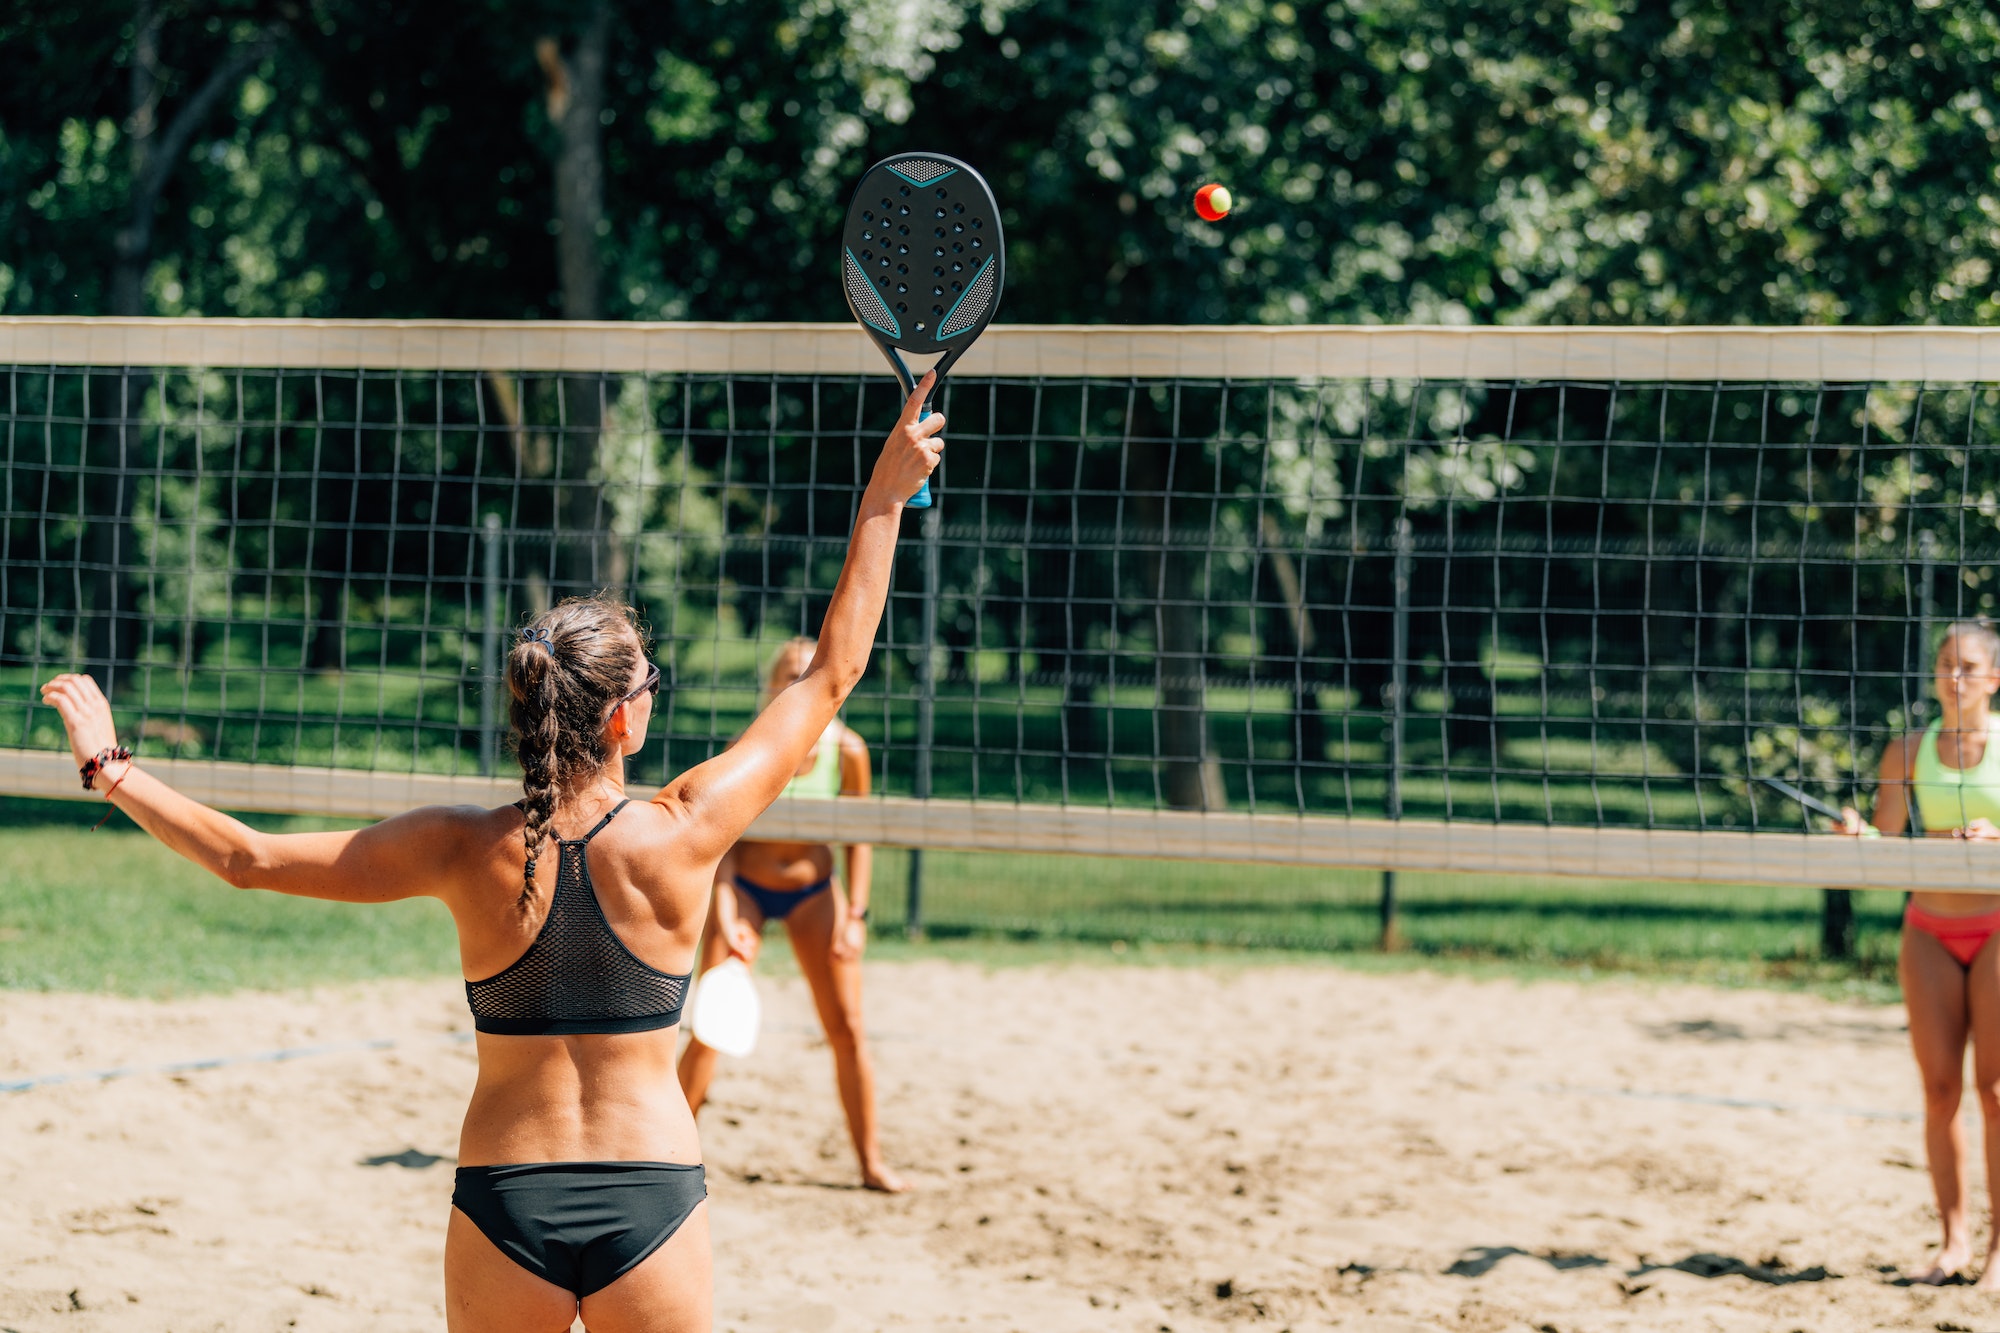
[465,800,692,1036]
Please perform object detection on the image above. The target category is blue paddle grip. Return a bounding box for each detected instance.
[908,408,935,507]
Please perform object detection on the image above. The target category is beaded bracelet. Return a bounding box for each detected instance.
[79,745,133,792]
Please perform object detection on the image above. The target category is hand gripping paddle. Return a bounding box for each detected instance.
[1756,774,1880,836]
[840,152,1006,508]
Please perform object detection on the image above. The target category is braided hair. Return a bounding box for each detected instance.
[507,596,648,909]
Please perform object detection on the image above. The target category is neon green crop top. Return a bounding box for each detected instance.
[782,721,844,800]
[1912,718,2000,832]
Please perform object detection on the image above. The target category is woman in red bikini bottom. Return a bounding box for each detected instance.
[1841,621,2000,1286]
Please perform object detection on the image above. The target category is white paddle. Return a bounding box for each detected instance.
[690,958,762,1057]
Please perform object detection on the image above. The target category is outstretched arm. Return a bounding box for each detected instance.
[38,673,466,903]
[658,373,943,864]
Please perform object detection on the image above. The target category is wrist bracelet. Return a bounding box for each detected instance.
[91,767,131,830]
[79,746,133,792]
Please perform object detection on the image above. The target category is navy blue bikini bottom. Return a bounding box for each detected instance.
[733,873,832,921]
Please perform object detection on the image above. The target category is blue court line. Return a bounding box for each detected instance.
[1534,1082,1919,1122]
[1,1031,475,1095]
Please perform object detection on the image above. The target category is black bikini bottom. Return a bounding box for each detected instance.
[452,1160,707,1298]
[734,873,832,921]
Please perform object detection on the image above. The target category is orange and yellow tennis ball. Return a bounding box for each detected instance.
[1194,183,1233,221]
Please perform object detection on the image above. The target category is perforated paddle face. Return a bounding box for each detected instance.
[841,154,1005,359]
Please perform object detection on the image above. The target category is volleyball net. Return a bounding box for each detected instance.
[2,318,1997,896]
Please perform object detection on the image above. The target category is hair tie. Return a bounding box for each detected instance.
[519,626,556,658]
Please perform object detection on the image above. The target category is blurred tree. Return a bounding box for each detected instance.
[8,0,2000,328]
[110,1,284,317]
[0,1,288,685]
[536,0,613,595]
[5,0,2000,807]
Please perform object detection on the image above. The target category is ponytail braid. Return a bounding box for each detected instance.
[506,596,650,910]
[510,642,563,909]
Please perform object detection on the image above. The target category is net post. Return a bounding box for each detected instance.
[1380,517,1412,951]
[479,513,503,777]
[905,503,942,939]
[1821,888,1855,959]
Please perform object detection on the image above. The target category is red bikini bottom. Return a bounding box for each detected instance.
[1905,901,2000,967]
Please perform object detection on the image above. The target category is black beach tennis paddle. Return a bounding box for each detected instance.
[1756,774,1843,823]
[1758,774,1882,837]
[840,152,1006,507]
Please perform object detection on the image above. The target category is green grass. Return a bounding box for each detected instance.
[0,795,1905,1001]
[863,847,1906,999]
[0,798,458,995]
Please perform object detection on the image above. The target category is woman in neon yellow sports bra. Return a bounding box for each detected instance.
[1841,620,2000,1286]
[677,636,906,1192]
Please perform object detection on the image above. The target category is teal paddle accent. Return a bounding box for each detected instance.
[887,164,957,188]
[844,247,900,337]
[905,409,936,507]
[936,257,992,339]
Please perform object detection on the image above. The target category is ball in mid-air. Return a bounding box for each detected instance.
[1194,183,1233,221]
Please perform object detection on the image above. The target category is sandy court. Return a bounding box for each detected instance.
[0,958,1987,1331]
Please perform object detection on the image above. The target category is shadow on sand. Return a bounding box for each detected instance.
[1446,1245,1835,1286]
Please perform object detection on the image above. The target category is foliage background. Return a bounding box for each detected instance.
[6,0,2000,328]
[1,0,1997,836]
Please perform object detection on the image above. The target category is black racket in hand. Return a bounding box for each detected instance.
[1757,774,1880,836]
[841,152,1005,508]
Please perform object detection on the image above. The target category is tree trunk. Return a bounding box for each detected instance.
[1062,670,1097,761]
[112,10,275,316]
[304,479,355,672]
[92,5,162,689]
[307,558,348,671]
[1133,435,1226,811]
[86,371,142,692]
[1261,512,1326,767]
[92,7,275,690]
[536,4,613,597]
[110,3,160,318]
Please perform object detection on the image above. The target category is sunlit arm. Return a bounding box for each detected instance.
[35,670,462,906]
[657,373,943,864]
[94,762,462,903]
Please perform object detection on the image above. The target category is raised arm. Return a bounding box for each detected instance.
[37,672,468,903]
[659,373,943,863]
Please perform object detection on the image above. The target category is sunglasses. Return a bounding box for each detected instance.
[615,661,661,709]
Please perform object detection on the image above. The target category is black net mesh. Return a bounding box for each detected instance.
[0,358,1992,836]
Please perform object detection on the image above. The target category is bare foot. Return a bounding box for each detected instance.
[1914,1243,1973,1285]
[1975,1258,2000,1292]
[861,1162,911,1194]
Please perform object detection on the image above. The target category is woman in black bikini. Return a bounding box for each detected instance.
[36,377,944,1331]
[677,636,905,1192]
